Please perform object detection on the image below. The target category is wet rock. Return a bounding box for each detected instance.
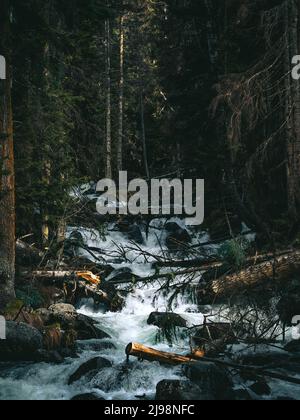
[285,340,300,353]
[71,393,105,401]
[165,222,191,251]
[68,357,113,385]
[156,380,205,401]
[183,361,234,400]
[116,221,144,245]
[75,315,111,340]
[250,381,271,396]
[34,349,64,364]
[0,321,43,361]
[147,312,187,329]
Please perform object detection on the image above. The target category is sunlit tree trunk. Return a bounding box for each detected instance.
[0,0,15,310]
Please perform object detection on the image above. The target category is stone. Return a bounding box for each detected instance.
[147,312,187,329]
[183,361,233,400]
[250,381,271,396]
[34,349,64,364]
[165,222,191,251]
[68,357,113,385]
[0,321,43,361]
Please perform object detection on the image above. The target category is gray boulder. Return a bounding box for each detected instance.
[0,321,43,361]
[147,312,187,329]
[68,357,112,385]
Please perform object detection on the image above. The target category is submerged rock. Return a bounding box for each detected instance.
[147,312,187,329]
[183,361,233,400]
[75,314,111,340]
[0,321,43,361]
[165,222,191,251]
[250,381,271,396]
[116,221,144,244]
[68,357,112,385]
[156,380,205,401]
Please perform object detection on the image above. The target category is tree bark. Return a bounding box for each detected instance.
[140,90,150,180]
[0,0,16,310]
[286,0,300,219]
[105,19,112,179]
[117,14,125,173]
[212,250,300,295]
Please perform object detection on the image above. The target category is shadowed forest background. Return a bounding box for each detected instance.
[1,0,300,402]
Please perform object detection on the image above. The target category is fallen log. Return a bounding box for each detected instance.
[26,270,101,286]
[126,342,204,365]
[212,250,300,295]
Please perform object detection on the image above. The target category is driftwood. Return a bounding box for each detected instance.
[212,250,300,295]
[126,342,204,365]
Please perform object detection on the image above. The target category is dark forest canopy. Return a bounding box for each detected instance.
[0,0,300,303]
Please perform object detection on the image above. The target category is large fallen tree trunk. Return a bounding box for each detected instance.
[126,342,204,365]
[212,250,300,295]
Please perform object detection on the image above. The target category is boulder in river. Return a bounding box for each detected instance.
[48,303,77,329]
[156,380,205,401]
[0,321,43,361]
[147,312,187,329]
[116,221,144,244]
[75,314,111,340]
[68,357,113,385]
[249,380,271,396]
[183,361,234,400]
[165,222,191,251]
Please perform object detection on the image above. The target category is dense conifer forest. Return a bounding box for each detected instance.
[1,0,300,402]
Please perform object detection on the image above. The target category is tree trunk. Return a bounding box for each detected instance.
[286,0,300,219]
[140,90,150,180]
[117,15,125,173]
[0,0,15,310]
[105,19,112,179]
[212,250,300,295]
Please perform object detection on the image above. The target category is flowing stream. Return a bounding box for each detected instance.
[0,219,208,400]
[0,219,298,400]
